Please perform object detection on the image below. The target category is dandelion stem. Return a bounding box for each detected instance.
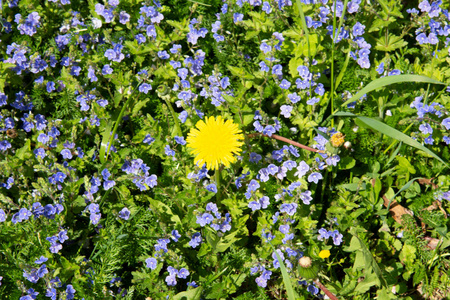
[314,280,339,300]
[248,133,325,153]
[215,168,221,205]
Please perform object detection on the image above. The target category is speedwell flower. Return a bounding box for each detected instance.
[186,116,244,170]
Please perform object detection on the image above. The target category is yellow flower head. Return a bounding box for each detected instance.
[186,116,244,170]
[330,132,345,147]
[319,250,331,259]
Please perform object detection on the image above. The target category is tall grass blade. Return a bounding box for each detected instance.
[269,242,297,300]
[341,75,445,108]
[334,112,448,167]
[99,120,113,164]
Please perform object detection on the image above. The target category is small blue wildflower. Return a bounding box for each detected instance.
[174,136,186,145]
[206,184,217,193]
[308,172,323,184]
[279,203,298,216]
[189,232,202,248]
[164,145,175,157]
[260,42,271,54]
[139,83,152,94]
[146,257,157,270]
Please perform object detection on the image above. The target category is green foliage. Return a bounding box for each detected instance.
[2,0,450,299]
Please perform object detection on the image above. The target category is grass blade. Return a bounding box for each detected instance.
[387,177,421,210]
[334,112,448,167]
[99,120,113,164]
[340,75,445,108]
[269,242,297,300]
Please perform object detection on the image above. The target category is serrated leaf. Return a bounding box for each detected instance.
[375,34,408,52]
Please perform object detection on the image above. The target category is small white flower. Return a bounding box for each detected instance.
[92,18,102,29]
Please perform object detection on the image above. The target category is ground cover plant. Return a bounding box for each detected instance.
[2,0,450,299]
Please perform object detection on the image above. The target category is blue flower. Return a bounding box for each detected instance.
[143,134,155,145]
[206,183,217,193]
[171,230,181,242]
[416,32,428,45]
[170,44,182,54]
[103,180,116,190]
[262,2,272,13]
[280,105,293,118]
[259,61,270,72]
[61,149,72,159]
[45,288,56,300]
[233,13,244,24]
[441,118,450,130]
[419,123,433,134]
[263,125,276,136]
[248,201,261,211]
[139,83,152,94]
[165,274,177,286]
[178,268,190,279]
[279,79,291,89]
[307,172,323,184]
[90,213,101,225]
[119,207,131,220]
[255,276,267,287]
[352,22,365,36]
[272,64,283,76]
[144,175,158,188]
[158,50,170,59]
[146,257,157,270]
[174,136,186,145]
[101,168,111,180]
[189,232,202,248]
[260,42,272,54]
[247,179,260,192]
[279,203,298,216]
[66,284,76,300]
[165,145,175,156]
[119,11,130,24]
[135,34,146,44]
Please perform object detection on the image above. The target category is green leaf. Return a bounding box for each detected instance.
[148,198,182,226]
[339,156,356,169]
[375,34,408,52]
[396,156,416,174]
[245,30,260,40]
[334,112,447,167]
[354,271,380,294]
[227,65,254,79]
[340,75,445,108]
[173,287,203,300]
[344,236,362,252]
[15,139,31,160]
[99,119,113,164]
[338,182,367,191]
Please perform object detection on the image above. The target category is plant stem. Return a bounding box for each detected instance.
[163,97,182,137]
[215,168,221,205]
[248,133,325,153]
[314,280,339,300]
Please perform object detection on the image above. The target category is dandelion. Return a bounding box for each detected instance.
[330,132,345,147]
[186,116,244,170]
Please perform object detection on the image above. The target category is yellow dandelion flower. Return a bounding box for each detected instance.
[318,250,331,259]
[186,116,244,170]
[330,132,345,147]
